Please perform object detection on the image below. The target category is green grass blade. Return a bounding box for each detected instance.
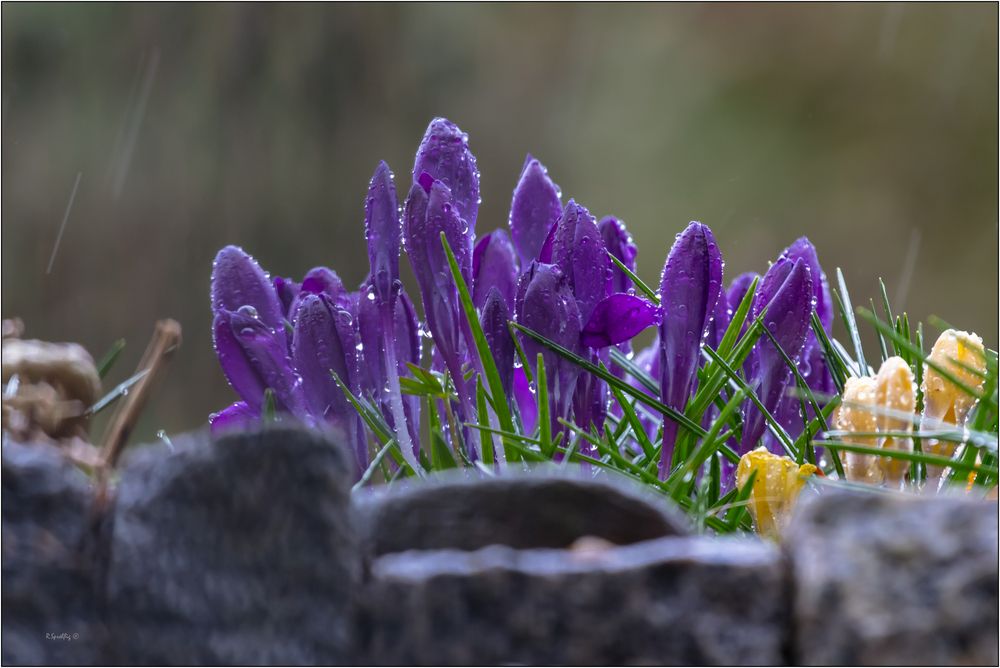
[441,232,518,461]
[96,338,126,379]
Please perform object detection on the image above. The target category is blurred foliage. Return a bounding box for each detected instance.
[2,3,996,442]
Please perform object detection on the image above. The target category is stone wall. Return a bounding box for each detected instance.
[3,427,997,666]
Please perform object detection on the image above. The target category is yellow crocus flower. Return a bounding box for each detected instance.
[921,329,986,480]
[874,356,916,487]
[736,447,818,539]
[836,376,881,484]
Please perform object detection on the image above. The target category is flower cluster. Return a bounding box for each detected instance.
[208,117,837,484]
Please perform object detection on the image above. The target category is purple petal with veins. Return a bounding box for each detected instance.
[209,401,257,436]
[599,216,638,294]
[740,257,814,453]
[657,222,724,474]
[412,117,480,233]
[509,155,563,266]
[551,200,611,324]
[581,293,660,348]
[480,287,515,394]
[779,236,832,331]
[516,263,581,429]
[292,293,355,424]
[364,161,402,308]
[211,245,286,342]
[473,229,519,309]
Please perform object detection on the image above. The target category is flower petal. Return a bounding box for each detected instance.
[581,293,660,348]
[211,245,286,338]
[599,216,638,294]
[472,229,519,310]
[365,161,402,307]
[508,155,562,266]
[209,401,257,436]
[480,287,515,394]
[292,294,355,423]
[658,222,724,412]
[551,200,611,324]
[412,117,480,233]
[740,258,814,452]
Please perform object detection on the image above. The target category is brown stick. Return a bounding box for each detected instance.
[100,319,182,471]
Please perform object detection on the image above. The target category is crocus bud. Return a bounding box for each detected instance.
[364,161,402,307]
[481,287,515,395]
[740,257,813,454]
[658,222,724,469]
[413,117,480,233]
[836,376,881,484]
[874,356,916,486]
[599,216,638,294]
[209,401,256,436]
[779,237,832,331]
[472,229,519,310]
[516,263,581,426]
[737,447,818,540]
[551,200,612,324]
[213,306,306,417]
[921,329,987,478]
[291,294,358,421]
[211,245,286,344]
[509,155,562,266]
[404,178,470,368]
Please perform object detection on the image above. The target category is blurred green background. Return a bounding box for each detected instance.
[3,3,997,443]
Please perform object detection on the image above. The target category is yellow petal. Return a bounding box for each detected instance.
[736,447,818,540]
[836,376,881,484]
[874,357,916,485]
[921,330,986,480]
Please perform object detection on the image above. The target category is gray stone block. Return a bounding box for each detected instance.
[356,467,690,558]
[2,440,106,666]
[359,469,785,665]
[365,536,787,665]
[786,490,999,666]
[105,426,359,665]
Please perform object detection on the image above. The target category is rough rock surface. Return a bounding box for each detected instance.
[364,536,787,665]
[105,426,359,665]
[1,440,105,665]
[356,468,690,558]
[786,490,999,666]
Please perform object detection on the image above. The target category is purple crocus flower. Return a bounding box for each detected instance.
[599,216,638,294]
[551,200,612,324]
[413,117,480,232]
[213,306,306,418]
[516,262,581,436]
[509,155,563,266]
[211,245,287,345]
[365,161,402,307]
[404,175,479,457]
[357,281,423,454]
[739,257,814,454]
[361,160,424,468]
[480,287,515,395]
[551,200,614,432]
[767,237,834,446]
[472,229,519,310]
[657,222,724,477]
[291,293,366,469]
